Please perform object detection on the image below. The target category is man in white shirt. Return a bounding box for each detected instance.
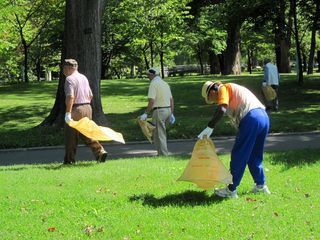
[263,59,280,111]
[139,67,175,155]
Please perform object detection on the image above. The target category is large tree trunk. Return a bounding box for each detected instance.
[275,0,291,73]
[222,19,241,75]
[41,0,107,127]
[208,51,221,74]
[291,0,303,84]
[197,45,204,75]
[307,0,320,74]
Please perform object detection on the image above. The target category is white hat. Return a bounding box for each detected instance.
[146,67,160,76]
[201,81,215,104]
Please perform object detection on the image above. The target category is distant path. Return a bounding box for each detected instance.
[0,131,319,166]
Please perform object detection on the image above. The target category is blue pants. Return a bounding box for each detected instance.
[228,108,269,191]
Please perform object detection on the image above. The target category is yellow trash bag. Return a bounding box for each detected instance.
[177,138,232,190]
[68,117,125,144]
[262,85,276,101]
[137,119,155,143]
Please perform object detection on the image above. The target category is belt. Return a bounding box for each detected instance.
[73,103,90,107]
[153,106,170,110]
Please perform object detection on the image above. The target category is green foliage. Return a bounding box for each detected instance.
[102,0,192,77]
[1,151,319,239]
[0,0,64,83]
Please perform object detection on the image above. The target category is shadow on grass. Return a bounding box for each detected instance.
[0,161,97,172]
[268,150,320,169]
[129,190,224,207]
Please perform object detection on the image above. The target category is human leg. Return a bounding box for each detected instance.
[64,124,78,164]
[247,109,269,186]
[227,110,260,191]
[74,104,107,161]
[152,108,171,156]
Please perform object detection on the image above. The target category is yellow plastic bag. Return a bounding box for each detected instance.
[177,138,232,190]
[262,85,276,101]
[137,119,155,143]
[68,117,125,144]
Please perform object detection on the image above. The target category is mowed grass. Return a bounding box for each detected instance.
[1,150,319,239]
[1,73,320,148]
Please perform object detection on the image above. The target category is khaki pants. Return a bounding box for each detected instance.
[64,104,105,163]
[152,108,171,156]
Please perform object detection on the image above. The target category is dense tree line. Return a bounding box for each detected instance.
[0,0,319,125]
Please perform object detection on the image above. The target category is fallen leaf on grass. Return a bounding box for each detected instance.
[273,212,279,217]
[304,193,310,198]
[84,225,95,236]
[48,227,56,232]
[246,197,257,202]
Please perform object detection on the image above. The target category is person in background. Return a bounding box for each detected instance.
[198,81,271,198]
[139,67,175,156]
[63,59,107,164]
[263,59,280,111]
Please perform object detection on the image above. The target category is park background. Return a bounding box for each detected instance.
[0,0,320,239]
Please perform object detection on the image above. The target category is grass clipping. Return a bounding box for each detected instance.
[178,138,232,190]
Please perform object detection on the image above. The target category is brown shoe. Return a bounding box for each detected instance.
[97,150,108,163]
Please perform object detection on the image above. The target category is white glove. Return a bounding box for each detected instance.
[139,113,148,121]
[65,112,73,124]
[169,114,175,124]
[198,127,214,139]
[262,82,267,87]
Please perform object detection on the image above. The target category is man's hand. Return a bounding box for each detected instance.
[65,112,73,124]
[139,113,148,121]
[169,114,175,124]
[198,127,214,139]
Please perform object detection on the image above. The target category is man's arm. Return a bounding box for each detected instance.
[145,98,155,114]
[65,95,75,113]
[207,104,227,128]
[170,97,174,113]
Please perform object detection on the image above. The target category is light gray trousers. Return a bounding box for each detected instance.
[152,108,171,156]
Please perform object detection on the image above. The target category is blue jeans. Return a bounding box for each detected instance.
[228,108,269,191]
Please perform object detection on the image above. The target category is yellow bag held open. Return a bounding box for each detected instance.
[177,138,232,190]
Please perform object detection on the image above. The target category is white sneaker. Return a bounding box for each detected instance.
[215,187,238,198]
[251,184,271,194]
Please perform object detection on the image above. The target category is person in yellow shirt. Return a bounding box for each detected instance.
[198,81,271,198]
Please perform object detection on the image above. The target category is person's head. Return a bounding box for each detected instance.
[63,59,78,77]
[264,58,271,65]
[146,67,160,80]
[201,81,222,104]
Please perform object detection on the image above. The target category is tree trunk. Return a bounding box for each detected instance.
[160,50,164,78]
[307,0,320,74]
[150,41,154,67]
[317,50,320,72]
[275,0,291,73]
[208,51,221,74]
[23,41,29,83]
[41,0,107,127]
[222,19,241,75]
[292,0,303,84]
[247,48,252,74]
[197,45,204,75]
[303,53,307,72]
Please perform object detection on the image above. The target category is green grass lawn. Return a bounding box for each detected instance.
[1,150,319,239]
[1,73,320,149]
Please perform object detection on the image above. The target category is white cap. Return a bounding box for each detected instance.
[146,67,160,76]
